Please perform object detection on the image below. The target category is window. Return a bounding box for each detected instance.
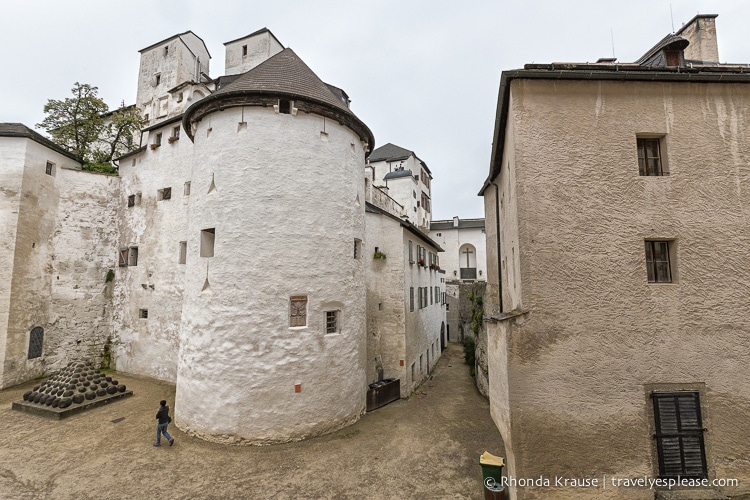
[354,239,361,259]
[176,92,184,103]
[184,182,191,196]
[325,311,339,334]
[28,327,44,359]
[652,391,707,479]
[139,309,149,319]
[128,195,135,207]
[136,193,142,206]
[430,286,433,305]
[155,74,161,86]
[201,228,215,258]
[637,137,666,176]
[290,296,307,327]
[645,240,672,283]
[411,362,415,382]
[45,161,55,176]
[242,45,248,56]
[410,287,414,312]
[178,241,187,264]
[408,240,414,264]
[158,187,172,201]
[173,126,180,140]
[118,247,138,267]
[279,100,291,114]
[155,132,162,146]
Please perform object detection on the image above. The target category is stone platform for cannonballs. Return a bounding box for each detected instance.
[11,361,133,420]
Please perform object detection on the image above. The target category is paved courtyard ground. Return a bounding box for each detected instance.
[0,343,504,499]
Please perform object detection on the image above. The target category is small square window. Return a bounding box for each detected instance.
[325,310,339,334]
[45,161,55,176]
[158,187,172,201]
[290,296,307,327]
[279,100,291,114]
[139,309,148,319]
[178,241,187,264]
[637,137,667,176]
[201,228,215,257]
[128,195,135,207]
[645,240,672,283]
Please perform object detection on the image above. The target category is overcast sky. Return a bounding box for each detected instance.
[2,1,748,220]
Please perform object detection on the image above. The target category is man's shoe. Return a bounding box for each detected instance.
[169,439,174,446]
[154,443,160,447]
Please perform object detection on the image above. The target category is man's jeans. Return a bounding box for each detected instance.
[156,422,172,445]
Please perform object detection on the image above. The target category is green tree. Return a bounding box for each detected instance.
[37,83,145,169]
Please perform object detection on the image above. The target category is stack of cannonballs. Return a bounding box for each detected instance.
[21,361,127,410]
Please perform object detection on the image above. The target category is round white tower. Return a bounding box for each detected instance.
[176,49,374,444]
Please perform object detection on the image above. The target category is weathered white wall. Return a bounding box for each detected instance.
[224,31,284,76]
[1,138,115,388]
[112,122,192,382]
[0,137,26,385]
[489,78,750,498]
[429,223,487,281]
[175,106,367,444]
[137,33,210,124]
[364,212,407,388]
[370,154,432,230]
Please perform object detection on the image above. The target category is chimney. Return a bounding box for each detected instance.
[676,14,719,64]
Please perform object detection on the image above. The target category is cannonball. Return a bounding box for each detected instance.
[117,385,127,393]
[58,398,72,409]
[96,388,107,397]
[72,394,84,404]
[51,398,60,408]
[85,391,96,400]
[111,380,118,385]
[63,390,74,397]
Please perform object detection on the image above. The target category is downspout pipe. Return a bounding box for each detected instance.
[491,179,503,312]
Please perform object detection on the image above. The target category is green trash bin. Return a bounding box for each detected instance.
[479,451,506,500]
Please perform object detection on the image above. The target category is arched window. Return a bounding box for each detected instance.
[459,244,477,280]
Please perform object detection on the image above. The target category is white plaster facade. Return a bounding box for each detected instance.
[429,217,486,282]
[481,14,750,499]
[364,189,446,398]
[224,28,284,76]
[0,29,445,446]
[0,127,117,389]
[367,143,433,231]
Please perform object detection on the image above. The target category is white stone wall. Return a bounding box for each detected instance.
[175,106,367,444]
[402,234,444,395]
[224,32,284,76]
[429,223,487,281]
[1,138,115,388]
[364,212,407,387]
[487,77,750,498]
[137,33,210,124]
[112,122,192,382]
[370,153,432,230]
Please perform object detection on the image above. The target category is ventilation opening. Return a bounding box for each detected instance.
[279,100,291,114]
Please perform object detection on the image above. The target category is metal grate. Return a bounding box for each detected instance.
[28,327,44,359]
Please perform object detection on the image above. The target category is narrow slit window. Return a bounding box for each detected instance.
[178,241,187,264]
[201,228,215,258]
[184,182,191,196]
[45,161,55,176]
[242,45,248,56]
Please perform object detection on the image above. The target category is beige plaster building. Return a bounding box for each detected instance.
[480,14,750,499]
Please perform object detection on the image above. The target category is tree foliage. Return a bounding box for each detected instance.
[37,82,145,167]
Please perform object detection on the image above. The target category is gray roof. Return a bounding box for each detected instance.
[369,142,431,175]
[369,143,413,162]
[431,218,485,230]
[184,48,374,146]
[635,34,689,66]
[383,169,414,180]
[0,123,82,162]
[213,48,351,112]
[224,28,283,48]
[139,31,211,58]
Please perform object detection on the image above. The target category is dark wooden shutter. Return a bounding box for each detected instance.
[652,391,707,479]
[28,327,44,359]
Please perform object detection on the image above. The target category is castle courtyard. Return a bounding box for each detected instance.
[0,343,501,499]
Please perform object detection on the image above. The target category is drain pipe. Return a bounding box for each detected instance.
[491,179,503,313]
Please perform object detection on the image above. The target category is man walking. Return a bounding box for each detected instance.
[155,400,174,447]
